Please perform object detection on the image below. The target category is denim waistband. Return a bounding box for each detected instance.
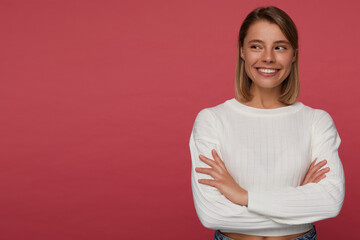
[214,225,317,240]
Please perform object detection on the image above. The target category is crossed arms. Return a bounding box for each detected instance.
[189,108,345,229]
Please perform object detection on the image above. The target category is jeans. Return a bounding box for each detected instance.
[213,226,317,240]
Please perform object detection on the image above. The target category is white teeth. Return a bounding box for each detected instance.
[258,68,277,73]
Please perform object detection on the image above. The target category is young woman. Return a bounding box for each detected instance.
[189,6,345,240]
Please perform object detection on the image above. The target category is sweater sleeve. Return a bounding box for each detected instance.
[247,110,345,225]
[190,108,282,231]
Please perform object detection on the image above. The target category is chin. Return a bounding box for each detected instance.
[253,81,283,89]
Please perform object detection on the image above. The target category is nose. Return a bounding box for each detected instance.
[262,49,275,63]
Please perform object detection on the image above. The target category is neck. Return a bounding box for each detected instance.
[244,84,287,109]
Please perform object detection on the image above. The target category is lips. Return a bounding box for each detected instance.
[255,67,280,77]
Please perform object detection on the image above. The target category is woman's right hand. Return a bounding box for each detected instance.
[301,158,330,186]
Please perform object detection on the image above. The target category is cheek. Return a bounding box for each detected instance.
[244,54,259,68]
[279,55,294,68]
[244,60,255,76]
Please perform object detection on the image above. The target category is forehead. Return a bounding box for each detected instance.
[245,20,288,42]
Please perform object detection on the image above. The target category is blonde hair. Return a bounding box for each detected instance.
[235,6,299,105]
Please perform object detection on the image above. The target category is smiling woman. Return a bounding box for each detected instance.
[189,6,345,240]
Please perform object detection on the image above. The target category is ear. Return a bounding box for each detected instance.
[240,47,245,60]
[292,49,298,63]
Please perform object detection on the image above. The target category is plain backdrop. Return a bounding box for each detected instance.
[0,0,359,239]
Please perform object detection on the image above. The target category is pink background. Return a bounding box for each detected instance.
[1,0,359,239]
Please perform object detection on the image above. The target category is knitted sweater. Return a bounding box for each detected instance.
[189,98,345,236]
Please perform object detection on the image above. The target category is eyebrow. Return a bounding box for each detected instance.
[248,39,290,45]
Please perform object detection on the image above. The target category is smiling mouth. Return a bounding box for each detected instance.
[256,68,280,73]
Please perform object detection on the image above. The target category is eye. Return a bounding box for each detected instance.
[275,46,287,50]
[250,45,261,50]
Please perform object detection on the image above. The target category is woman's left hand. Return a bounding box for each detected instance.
[195,149,248,206]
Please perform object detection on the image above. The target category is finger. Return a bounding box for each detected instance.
[211,149,226,169]
[314,159,327,168]
[304,158,319,183]
[302,167,329,186]
[317,166,330,174]
[312,167,330,180]
[310,157,318,168]
[313,174,327,183]
[308,164,329,182]
[198,178,218,188]
[312,160,327,175]
[303,164,314,184]
[199,154,216,168]
[308,160,327,175]
[303,158,324,185]
[195,167,221,179]
[302,174,310,186]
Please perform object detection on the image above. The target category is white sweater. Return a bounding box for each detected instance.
[189,98,345,236]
